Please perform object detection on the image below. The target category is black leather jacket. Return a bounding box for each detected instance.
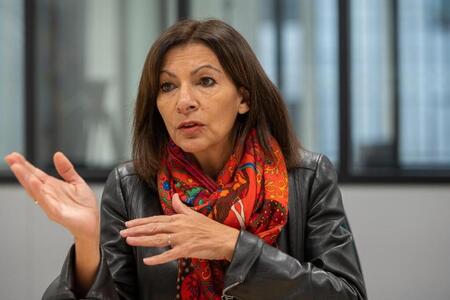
[43,150,367,300]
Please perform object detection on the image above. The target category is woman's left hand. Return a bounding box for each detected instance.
[120,193,240,265]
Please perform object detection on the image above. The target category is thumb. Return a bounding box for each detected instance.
[53,152,84,184]
[172,193,194,215]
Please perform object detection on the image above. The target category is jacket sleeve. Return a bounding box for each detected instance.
[42,168,137,300]
[223,155,367,300]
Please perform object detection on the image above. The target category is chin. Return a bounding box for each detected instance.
[175,139,208,154]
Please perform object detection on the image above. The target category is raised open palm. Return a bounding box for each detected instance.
[4,152,99,241]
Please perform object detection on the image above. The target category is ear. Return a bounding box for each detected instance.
[238,87,250,114]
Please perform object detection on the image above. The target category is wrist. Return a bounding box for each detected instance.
[223,228,240,261]
[74,234,100,248]
[73,234,101,297]
[74,221,100,246]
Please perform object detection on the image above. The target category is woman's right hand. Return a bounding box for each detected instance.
[4,152,100,242]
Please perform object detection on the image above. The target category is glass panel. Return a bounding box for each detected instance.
[190,0,277,83]
[399,0,450,169]
[33,0,173,170]
[190,0,339,162]
[351,0,396,174]
[0,0,24,170]
[294,0,338,162]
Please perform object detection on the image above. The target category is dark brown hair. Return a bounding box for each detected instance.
[132,19,301,188]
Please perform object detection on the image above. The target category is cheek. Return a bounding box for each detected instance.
[157,108,176,140]
[156,101,171,125]
[207,102,239,132]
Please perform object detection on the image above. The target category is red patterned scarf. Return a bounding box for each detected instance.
[157,128,288,299]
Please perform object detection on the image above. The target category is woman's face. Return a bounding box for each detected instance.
[157,43,249,159]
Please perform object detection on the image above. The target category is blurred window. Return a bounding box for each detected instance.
[32,0,176,172]
[350,0,396,174]
[398,0,450,169]
[191,0,339,162]
[0,0,24,171]
[1,0,449,182]
[350,0,450,177]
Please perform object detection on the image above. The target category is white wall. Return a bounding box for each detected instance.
[0,183,449,300]
[0,184,103,300]
[341,184,450,300]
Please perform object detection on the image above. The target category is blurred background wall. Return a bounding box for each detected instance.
[1,0,449,299]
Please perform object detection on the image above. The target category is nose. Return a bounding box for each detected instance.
[176,84,198,114]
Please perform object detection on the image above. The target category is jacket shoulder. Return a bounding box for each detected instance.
[106,161,143,190]
[289,149,338,185]
[115,161,138,178]
[295,148,323,171]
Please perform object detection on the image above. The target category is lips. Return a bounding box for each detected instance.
[177,120,205,129]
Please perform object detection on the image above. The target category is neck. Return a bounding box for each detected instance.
[192,141,234,180]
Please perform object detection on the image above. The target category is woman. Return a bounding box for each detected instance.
[5,19,366,299]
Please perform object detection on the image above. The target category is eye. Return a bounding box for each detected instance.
[160,82,175,93]
[199,77,216,87]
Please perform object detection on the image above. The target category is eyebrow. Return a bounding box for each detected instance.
[160,64,222,77]
[191,64,222,75]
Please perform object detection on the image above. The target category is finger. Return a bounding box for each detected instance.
[6,152,49,183]
[4,152,29,166]
[53,152,84,185]
[125,233,174,248]
[10,164,40,199]
[4,153,17,166]
[143,248,180,265]
[172,193,194,215]
[10,164,51,207]
[125,215,177,228]
[29,175,54,210]
[120,222,171,237]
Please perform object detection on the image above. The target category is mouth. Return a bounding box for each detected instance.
[177,121,205,134]
[177,121,205,129]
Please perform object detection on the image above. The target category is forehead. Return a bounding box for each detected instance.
[161,43,222,71]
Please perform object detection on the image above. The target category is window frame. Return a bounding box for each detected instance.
[1,0,449,184]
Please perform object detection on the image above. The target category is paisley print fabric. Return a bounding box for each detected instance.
[157,128,289,299]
